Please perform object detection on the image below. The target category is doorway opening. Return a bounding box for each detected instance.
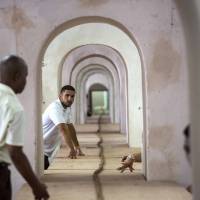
[38,17,146,181]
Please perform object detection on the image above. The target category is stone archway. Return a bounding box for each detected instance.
[60,44,124,132]
[39,16,146,176]
[74,65,114,124]
[70,58,119,125]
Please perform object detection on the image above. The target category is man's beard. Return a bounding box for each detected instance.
[61,101,71,108]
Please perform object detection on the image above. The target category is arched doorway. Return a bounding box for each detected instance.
[38,16,146,176]
[87,83,109,122]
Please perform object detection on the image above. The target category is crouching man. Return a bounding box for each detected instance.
[43,85,85,170]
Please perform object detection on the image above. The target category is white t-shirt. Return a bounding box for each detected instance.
[0,83,25,164]
[42,99,72,162]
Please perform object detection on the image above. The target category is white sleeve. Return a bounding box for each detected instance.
[6,110,25,146]
[48,106,66,126]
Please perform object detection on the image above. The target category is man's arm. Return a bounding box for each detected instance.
[67,123,85,156]
[58,123,76,159]
[7,145,49,200]
[67,123,80,147]
[117,154,135,173]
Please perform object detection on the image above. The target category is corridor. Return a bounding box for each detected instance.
[16,130,191,200]
[1,1,200,199]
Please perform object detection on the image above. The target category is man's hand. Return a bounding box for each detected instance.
[32,181,49,200]
[7,145,50,199]
[68,148,77,159]
[121,155,128,162]
[76,148,85,156]
[117,154,135,173]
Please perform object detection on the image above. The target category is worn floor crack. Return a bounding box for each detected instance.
[93,115,105,200]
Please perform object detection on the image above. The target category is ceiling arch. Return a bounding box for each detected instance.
[42,18,144,148]
[59,44,126,132]
[69,57,120,125]
[75,65,114,124]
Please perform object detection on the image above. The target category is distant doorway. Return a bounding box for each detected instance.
[91,90,109,115]
[86,83,110,124]
[87,83,109,116]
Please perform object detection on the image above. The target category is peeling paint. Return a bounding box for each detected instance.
[148,38,181,92]
[0,6,34,31]
[149,159,172,179]
[11,6,34,32]
[149,126,174,150]
[165,150,180,175]
[79,0,109,7]
[151,13,159,18]
[148,125,179,179]
[0,7,13,28]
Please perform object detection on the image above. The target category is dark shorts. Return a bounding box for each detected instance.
[0,162,11,200]
[44,155,50,170]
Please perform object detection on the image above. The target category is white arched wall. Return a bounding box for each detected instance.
[71,64,115,124]
[0,1,193,193]
[43,23,143,148]
[83,70,113,124]
[69,58,119,125]
[60,45,124,132]
[74,67,114,124]
[60,45,129,135]
[84,65,118,124]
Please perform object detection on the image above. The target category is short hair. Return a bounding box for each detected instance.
[0,55,27,78]
[60,85,75,93]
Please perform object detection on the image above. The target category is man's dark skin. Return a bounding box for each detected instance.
[0,55,49,200]
[183,125,192,193]
[117,155,135,173]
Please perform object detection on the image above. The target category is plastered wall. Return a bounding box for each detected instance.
[0,0,191,197]
[176,1,200,199]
